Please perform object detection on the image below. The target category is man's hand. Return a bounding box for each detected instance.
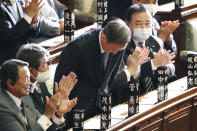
[127,47,150,76]
[22,0,44,19]
[56,97,78,116]
[156,20,180,42]
[55,72,77,99]
[59,19,64,35]
[44,92,61,119]
[152,48,175,67]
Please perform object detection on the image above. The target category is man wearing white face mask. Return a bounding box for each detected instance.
[16,44,53,114]
[124,4,176,95]
[132,0,180,54]
[16,44,78,130]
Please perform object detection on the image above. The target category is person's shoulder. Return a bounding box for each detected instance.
[69,29,100,46]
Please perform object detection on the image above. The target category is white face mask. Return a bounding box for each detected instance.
[133,28,152,42]
[36,69,50,82]
[144,4,158,16]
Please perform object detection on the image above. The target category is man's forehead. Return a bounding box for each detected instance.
[131,12,152,22]
[18,66,30,78]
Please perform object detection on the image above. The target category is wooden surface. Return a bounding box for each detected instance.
[66,77,191,130]
[38,23,97,64]
[108,77,197,131]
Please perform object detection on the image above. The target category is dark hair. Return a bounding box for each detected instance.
[0,59,29,89]
[103,18,131,44]
[125,3,150,21]
[16,44,49,70]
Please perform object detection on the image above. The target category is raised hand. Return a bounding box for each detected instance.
[156,20,180,42]
[44,92,61,119]
[56,97,78,116]
[58,19,64,34]
[152,48,175,67]
[55,72,77,99]
[127,47,150,76]
[22,0,45,19]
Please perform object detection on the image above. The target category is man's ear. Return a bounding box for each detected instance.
[101,32,107,41]
[126,21,130,26]
[29,67,37,78]
[7,79,15,88]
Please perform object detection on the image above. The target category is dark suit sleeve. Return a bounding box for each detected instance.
[164,39,177,54]
[54,42,79,84]
[0,7,39,47]
[152,18,177,54]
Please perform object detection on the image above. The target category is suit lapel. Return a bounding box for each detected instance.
[89,30,103,84]
[2,1,18,25]
[1,90,28,130]
[16,0,24,19]
[145,36,161,58]
[23,99,35,129]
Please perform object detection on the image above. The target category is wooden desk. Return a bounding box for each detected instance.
[38,23,97,64]
[108,77,197,131]
[67,77,189,130]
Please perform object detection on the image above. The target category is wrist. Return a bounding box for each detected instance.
[152,58,158,67]
[158,34,167,42]
[55,112,62,118]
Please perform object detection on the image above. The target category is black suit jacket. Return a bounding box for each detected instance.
[124,36,175,95]
[54,29,128,120]
[0,0,39,65]
[30,83,52,114]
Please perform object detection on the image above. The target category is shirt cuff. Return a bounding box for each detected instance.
[124,67,140,81]
[52,113,65,125]
[151,59,157,70]
[37,115,52,131]
[24,14,32,24]
[124,68,131,81]
[31,22,39,28]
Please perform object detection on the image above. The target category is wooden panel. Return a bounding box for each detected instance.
[107,87,197,131]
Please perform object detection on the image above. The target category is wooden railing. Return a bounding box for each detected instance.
[108,84,197,131]
[67,77,197,131]
[38,23,97,64]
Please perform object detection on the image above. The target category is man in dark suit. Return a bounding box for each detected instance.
[0,59,77,131]
[0,0,44,65]
[132,0,179,54]
[54,19,150,128]
[16,44,78,116]
[125,4,176,94]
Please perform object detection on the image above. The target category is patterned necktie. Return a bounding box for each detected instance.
[138,42,144,48]
[20,101,26,118]
[101,52,107,74]
[144,76,153,93]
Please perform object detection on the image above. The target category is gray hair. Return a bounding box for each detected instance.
[16,44,49,70]
[103,19,131,44]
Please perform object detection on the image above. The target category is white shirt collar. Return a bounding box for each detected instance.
[132,38,145,48]
[99,29,105,54]
[5,90,22,109]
